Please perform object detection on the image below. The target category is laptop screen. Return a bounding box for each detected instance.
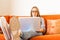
[19,17,40,32]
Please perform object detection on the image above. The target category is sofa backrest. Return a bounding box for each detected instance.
[3,15,60,35]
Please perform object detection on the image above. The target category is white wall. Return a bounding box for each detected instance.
[40,0,60,15]
[0,0,11,16]
[11,0,60,16]
[11,0,40,16]
[0,0,60,16]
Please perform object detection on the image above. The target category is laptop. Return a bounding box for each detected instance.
[19,17,41,32]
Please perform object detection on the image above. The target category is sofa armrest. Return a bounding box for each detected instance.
[0,34,5,40]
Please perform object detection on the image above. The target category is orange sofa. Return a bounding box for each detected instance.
[30,15,60,40]
[1,15,60,40]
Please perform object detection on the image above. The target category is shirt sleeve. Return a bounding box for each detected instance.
[40,17,46,32]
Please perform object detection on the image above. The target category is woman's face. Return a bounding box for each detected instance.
[31,8,38,17]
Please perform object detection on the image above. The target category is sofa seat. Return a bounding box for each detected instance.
[0,34,5,40]
[30,34,60,40]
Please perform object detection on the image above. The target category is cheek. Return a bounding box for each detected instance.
[32,13,35,15]
[35,13,38,16]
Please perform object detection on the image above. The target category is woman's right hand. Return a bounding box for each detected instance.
[40,28,44,32]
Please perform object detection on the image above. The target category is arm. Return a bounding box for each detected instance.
[40,17,46,33]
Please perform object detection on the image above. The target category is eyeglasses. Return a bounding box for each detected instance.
[32,11,38,12]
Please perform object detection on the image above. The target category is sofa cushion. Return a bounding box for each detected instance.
[30,34,60,40]
[47,19,60,34]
